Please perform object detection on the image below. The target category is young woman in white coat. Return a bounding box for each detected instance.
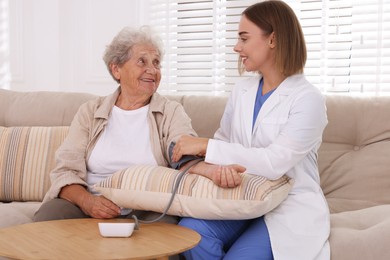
[171,1,330,259]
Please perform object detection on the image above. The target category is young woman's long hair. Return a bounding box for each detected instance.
[239,0,307,76]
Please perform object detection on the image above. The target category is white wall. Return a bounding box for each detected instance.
[5,0,150,95]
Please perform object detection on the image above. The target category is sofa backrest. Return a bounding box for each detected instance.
[165,95,228,138]
[0,89,97,127]
[319,95,390,213]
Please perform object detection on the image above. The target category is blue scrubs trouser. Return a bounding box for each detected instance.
[179,216,273,260]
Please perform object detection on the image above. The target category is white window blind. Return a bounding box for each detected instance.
[151,0,390,96]
[349,1,390,93]
[0,0,10,89]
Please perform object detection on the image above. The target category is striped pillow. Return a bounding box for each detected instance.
[0,126,69,202]
[94,165,293,220]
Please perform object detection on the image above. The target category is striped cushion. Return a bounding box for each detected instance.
[94,165,293,220]
[0,126,69,202]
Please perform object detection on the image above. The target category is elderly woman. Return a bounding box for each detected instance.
[34,26,244,223]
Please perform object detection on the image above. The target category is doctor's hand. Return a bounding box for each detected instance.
[171,135,209,162]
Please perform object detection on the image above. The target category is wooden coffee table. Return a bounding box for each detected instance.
[0,218,200,259]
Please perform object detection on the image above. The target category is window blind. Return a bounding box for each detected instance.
[349,0,390,93]
[0,0,10,89]
[150,0,390,96]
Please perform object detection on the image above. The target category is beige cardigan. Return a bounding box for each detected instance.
[43,88,197,202]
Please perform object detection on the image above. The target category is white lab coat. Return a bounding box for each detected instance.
[205,74,330,260]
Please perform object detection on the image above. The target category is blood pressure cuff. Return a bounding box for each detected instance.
[168,142,201,170]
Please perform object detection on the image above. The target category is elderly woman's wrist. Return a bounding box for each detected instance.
[188,160,202,174]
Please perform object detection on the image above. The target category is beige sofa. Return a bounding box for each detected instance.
[1,88,390,260]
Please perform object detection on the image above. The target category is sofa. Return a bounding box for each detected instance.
[0,88,389,260]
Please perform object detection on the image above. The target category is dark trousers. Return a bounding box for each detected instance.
[33,198,178,224]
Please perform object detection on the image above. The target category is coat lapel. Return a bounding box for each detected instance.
[252,74,304,133]
[239,76,260,146]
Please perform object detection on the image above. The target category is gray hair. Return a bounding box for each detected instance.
[103,26,164,83]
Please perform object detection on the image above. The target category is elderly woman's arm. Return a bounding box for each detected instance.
[46,98,121,219]
[59,184,121,218]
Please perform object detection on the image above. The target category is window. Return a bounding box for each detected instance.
[150,0,390,96]
[0,0,10,89]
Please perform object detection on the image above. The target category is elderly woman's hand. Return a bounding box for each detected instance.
[172,135,209,162]
[59,184,121,219]
[80,194,121,219]
[189,162,246,188]
[209,164,246,188]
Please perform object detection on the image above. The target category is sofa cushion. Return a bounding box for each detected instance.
[320,95,390,213]
[0,126,69,202]
[330,205,390,260]
[93,165,293,220]
[0,202,41,228]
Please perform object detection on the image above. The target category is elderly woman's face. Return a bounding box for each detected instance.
[113,43,161,96]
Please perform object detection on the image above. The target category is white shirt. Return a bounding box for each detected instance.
[87,105,157,189]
